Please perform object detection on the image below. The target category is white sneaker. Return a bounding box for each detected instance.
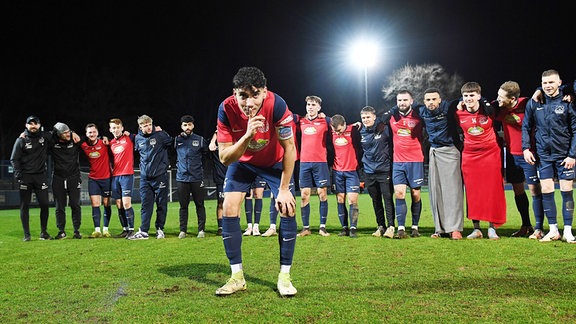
[562,233,575,242]
[539,231,561,242]
[156,229,165,239]
[178,231,186,239]
[261,227,277,237]
[243,227,252,236]
[252,227,261,236]
[277,272,297,297]
[383,226,395,238]
[127,230,149,240]
[197,230,205,238]
[215,271,246,296]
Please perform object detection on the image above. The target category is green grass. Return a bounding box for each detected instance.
[1,190,576,323]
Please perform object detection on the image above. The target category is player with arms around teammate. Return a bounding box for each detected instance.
[215,66,298,297]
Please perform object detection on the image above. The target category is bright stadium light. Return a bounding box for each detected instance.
[349,39,379,106]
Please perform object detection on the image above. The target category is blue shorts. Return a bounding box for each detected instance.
[333,170,360,193]
[299,162,330,188]
[224,161,294,197]
[251,176,268,189]
[538,160,575,181]
[392,162,424,188]
[88,178,111,197]
[509,154,539,185]
[111,175,134,199]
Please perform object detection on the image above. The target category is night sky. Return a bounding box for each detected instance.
[3,0,575,160]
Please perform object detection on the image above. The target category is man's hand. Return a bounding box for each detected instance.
[72,132,81,143]
[531,89,543,104]
[209,141,218,151]
[562,157,575,170]
[245,115,265,139]
[523,149,536,165]
[275,188,296,216]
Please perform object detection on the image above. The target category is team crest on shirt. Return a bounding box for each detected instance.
[334,137,349,146]
[303,126,317,135]
[554,105,565,114]
[479,116,489,125]
[257,121,269,133]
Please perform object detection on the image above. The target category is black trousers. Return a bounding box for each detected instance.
[365,172,395,228]
[178,181,207,232]
[52,174,82,233]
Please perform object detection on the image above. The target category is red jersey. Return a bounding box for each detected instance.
[389,109,424,162]
[298,116,329,162]
[495,97,528,155]
[217,91,294,167]
[456,109,499,152]
[81,138,111,180]
[332,124,358,171]
[109,134,134,176]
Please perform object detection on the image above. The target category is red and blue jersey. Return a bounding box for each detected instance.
[389,108,424,163]
[217,91,294,167]
[297,116,330,163]
[332,124,359,171]
[109,134,135,176]
[81,138,111,180]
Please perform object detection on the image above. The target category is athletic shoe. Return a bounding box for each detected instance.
[216,228,222,236]
[197,230,205,238]
[243,227,252,236]
[90,231,102,238]
[252,227,261,236]
[116,230,129,238]
[349,228,358,238]
[124,230,134,239]
[562,234,575,242]
[529,229,543,240]
[73,231,82,239]
[383,226,395,238]
[372,226,384,237]
[23,235,31,242]
[178,231,187,239]
[431,232,441,238]
[297,228,312,237]
[261,227,277,237]
[102,230,111,238]
[40,231,53,240]
[128,230,149,240]
[156,229,165,239]
[395,229,408,239]
[411,228,421,237]
[451,231,463,240]
[511,225,534,237]
[487,228,499,240]
[466,229,483,239]
[54,231,67,240]
[215,271,246,296]
[338,228,349,237]
[539,231,561,243]
[319,227,330,237]
[567,237,576,244]
[277,272,297,297]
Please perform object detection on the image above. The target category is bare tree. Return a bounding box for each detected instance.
[381,63,463,108]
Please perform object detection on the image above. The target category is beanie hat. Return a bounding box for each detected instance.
[53,122,70,135]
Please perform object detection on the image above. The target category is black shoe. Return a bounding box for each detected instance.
[115,230,129,238]
[395,229,408,239]
[338,228,349,237]
[349,228,358,238]
[411,229,421,237]
[216,228,222,236]
[73,231,82,239]
[39,232,52,240]
[511,225,534,237]
[23,235,31,242]
[124,230,134,240]
[54,231,66,240]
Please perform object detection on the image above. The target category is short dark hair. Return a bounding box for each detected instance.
[180,115,195,123]
[232,67,267,90]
